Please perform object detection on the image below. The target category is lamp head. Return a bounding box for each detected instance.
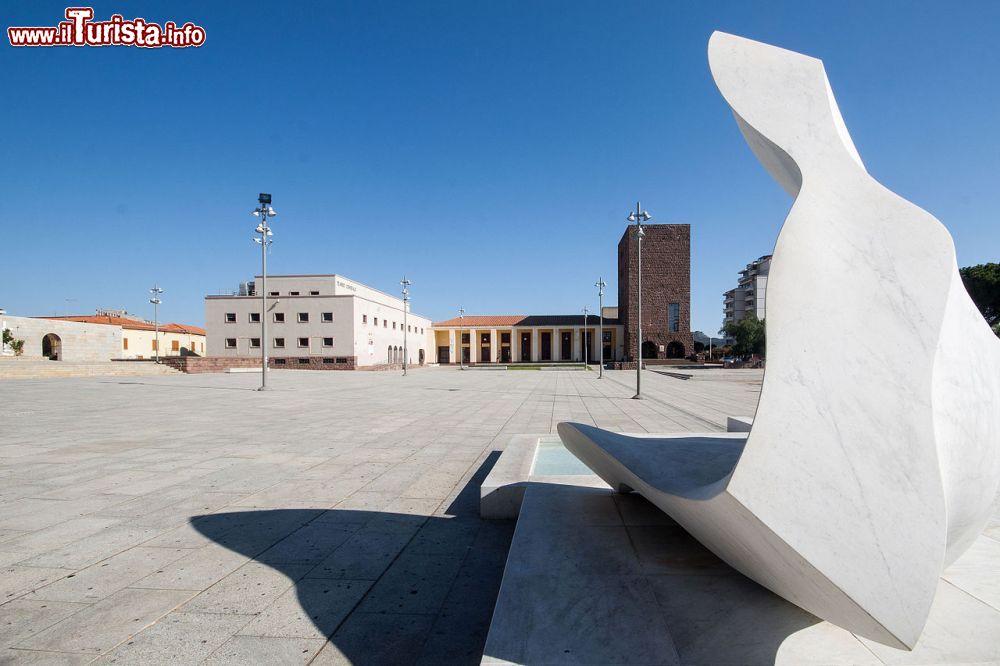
[627,212,636,222]
[258,193,271,205]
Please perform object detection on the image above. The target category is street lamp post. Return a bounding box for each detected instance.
[252,193,276,391]
[401,277,411,376]
[458,307,465,370]
[149,286,163,363]
[595,277,606,378]
[583,306,589,367]
[627,202,651,399]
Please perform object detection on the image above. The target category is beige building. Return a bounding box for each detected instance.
[431,311,624,365]
[205,274,432,369]
[43,311,206,359]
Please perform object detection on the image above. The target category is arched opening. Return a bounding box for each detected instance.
[42,333,62,361]
[387,346,392,364]
[418,349,425,366]
[641,340,658,359]
[666,341,685,359]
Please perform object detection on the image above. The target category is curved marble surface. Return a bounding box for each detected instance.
[559,31,1000,650]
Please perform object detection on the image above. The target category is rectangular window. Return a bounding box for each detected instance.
[269,291,279,296]
[290,291,300,296]
[225,313,236,323]
[274,337,285,348]
[171,340,180,352]
[298,312,309,323]
[250,338,261,348]
[123,338,128,350]
[408,325,412,333]
[335,357,348,364]
[298,337,309,348]
[322,312,333,322]
[152,339,158,350]
[310,290,320,296]
[225,338,236,349]
[323,337,333,347]
[383,320,387,328]
[298,358,309,364]
[374,317,378,325]
[249,312,261,323]
[273,312,285,323]
[323,357,335,364]
[462,333,470,344]
[274,358,286,365]
[363,314,368,324]
[668,303,680,333]
[393,322,397,330]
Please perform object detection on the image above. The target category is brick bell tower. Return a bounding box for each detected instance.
[617,224,693,361]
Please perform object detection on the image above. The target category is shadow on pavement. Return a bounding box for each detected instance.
[191,451,512,665]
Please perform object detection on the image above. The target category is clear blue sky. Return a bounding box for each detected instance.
[4,1,998,334]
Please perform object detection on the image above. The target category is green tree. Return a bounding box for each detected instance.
[960,263,1000,335]
[2,328,24,356]
[721,315,766,358]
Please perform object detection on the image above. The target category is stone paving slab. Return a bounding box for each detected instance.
[0,367,762,664]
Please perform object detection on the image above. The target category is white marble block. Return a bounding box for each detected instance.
[558,31,1000,650]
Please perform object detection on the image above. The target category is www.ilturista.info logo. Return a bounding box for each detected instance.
[8,7,206,48]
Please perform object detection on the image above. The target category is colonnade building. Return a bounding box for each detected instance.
[432,223,693,365]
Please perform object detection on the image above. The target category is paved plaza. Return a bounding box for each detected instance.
[0,367,761,665]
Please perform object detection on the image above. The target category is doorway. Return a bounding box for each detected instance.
[437,346,449,364]
[42,333,62,360]
[560,332,571,361]
[541,332,552,361]
[641,340,658,359]
[520,332,531,362]
[480,333,491,363]
[666,341,685,359]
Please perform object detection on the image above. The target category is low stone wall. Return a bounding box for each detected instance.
[1,314,121,362]
[162,356,359,373]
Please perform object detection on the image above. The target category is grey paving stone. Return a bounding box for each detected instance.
[0,599,87,649]
[0,566,72,604]
[237,579,372,639]
[180,562,311,615]
[318,612,438,666]
[202,635,324,665]
[26,546,193,603]
[14,587,195,653]
[93,611,251,665]
[131,544,249,591]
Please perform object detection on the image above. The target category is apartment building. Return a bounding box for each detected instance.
[723,254,771,324]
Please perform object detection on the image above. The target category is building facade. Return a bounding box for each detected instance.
[44,311,206,359]
[431,314,624,365]
[723,254,771,325]
[205,275,432,369]
[430,224,693,364]
[618,224,693,360]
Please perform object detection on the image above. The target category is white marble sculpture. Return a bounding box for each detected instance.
[558,31,1000,650]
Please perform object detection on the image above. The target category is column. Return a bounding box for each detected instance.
[490,329,498,364]
[531,328,540,362]
[448,329,456,364]
[469,328,476,364]
[511,328,520,363]
[573,327,581,362]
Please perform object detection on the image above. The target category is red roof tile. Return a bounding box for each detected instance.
[39,315,205,336]
[432,315,526,327]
